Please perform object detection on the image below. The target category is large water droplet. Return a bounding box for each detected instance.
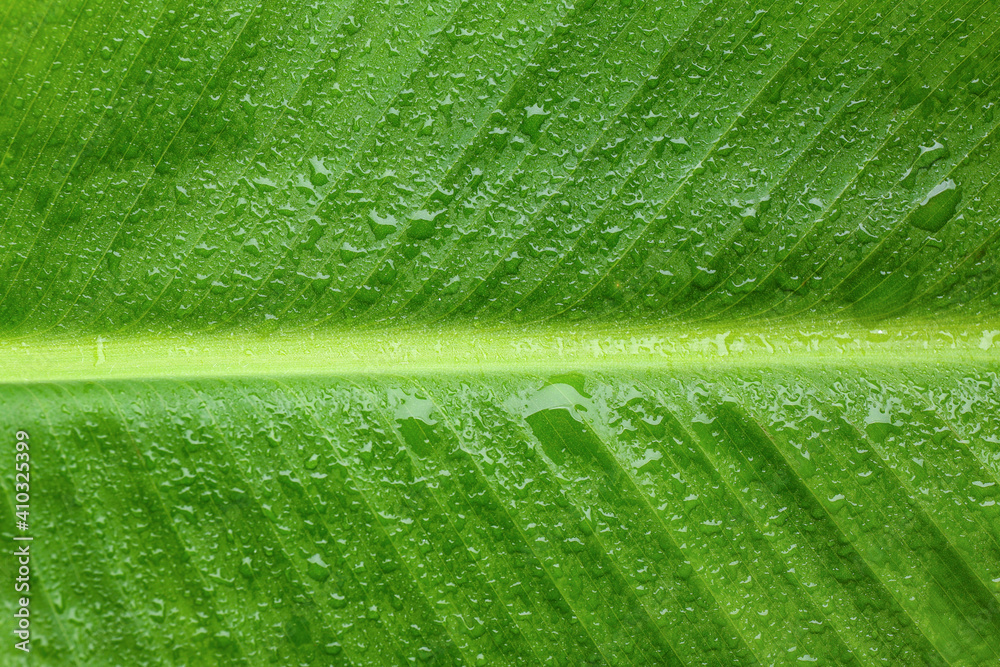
[910,179,960,232]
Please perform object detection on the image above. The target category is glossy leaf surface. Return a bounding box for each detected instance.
[0,0,998,664]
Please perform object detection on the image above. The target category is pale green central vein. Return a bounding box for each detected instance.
[3,317,996,384]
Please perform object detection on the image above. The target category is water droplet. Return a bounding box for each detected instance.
[911,179,960,232]
[307,553,331,582]
[520,104,550,141]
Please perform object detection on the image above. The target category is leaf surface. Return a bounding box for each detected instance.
[0,0,998,664]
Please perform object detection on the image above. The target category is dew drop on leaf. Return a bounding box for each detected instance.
[910,179,961,232]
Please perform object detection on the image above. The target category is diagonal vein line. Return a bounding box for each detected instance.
[215,0,590,329]
[385,0,724,324]
[187,377,414,664]
[530,380,763,665]
[963,269,1000,309]
[0,0,118,243]
[359,374,551,666]
[25,13,274,340]
[520,377,729,665]
[114,0,505,328]
[0,391,82,666]
[0,0,194,312]
[225,377,447,660]
[782,112,1000,321]
[0,1,31,83]
[829,407,1000,647]
[751,374,1000,664]
[894,223,1000,315]
[734,393,1000,663]
[825,115,1000,318]
[489,0,861,322]
[804,372,1000,609]
[377,389,575,664]
[397,375,612,664]
[407,376,623,667]
[706,401,958,667]
[115,0,476,333]
[341,0,668,323]
[909,395,1000,548]
[45,381,201,661]
[701,7,1000,322]
[277,378,477,666]
[965,276,1000,310]
[847,162,1000,318]
[0,0,80,151]
[571,0,976,323]
[637,0,992,323]
[0,482,82,666]
[0,0,163,251]
[426,0,797,323]
[924,386,1000,491]
[682,408,948,664]
[97,380,258,665]
[12,2,267,332]
[627,375,875,665]
[20,382,181,665]
[89,0,412,327]
[777,81,1000,319]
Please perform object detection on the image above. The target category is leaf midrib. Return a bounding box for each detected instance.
[2,318,996,384]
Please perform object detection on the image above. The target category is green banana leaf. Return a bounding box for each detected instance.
[1,0,998,664]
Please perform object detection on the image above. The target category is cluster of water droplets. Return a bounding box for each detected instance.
[3,362,997,664]
[0,0,996,335]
